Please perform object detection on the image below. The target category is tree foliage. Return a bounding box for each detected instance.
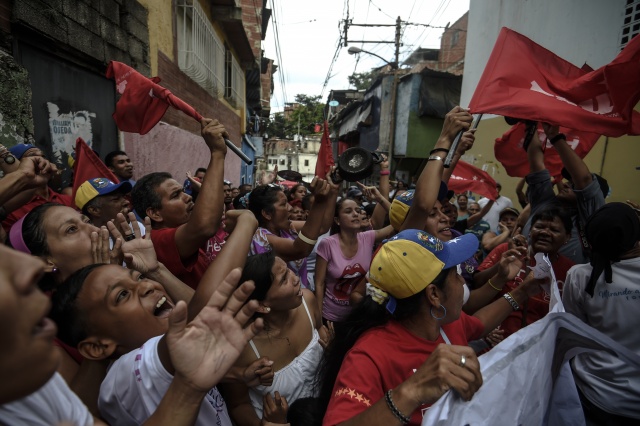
[264,94,324,139]
[348,70,377,91]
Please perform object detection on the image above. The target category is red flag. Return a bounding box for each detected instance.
[315,120,334,177]
[448,160,499,201]
[106,61,203,135]
[469,28,640,137]
[72,138,120,201]
[495,123,601,178]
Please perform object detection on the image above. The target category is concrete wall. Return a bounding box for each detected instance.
[460,0,640,203]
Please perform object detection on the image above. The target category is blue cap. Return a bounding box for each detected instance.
[9,144,37,159]
[369,229,479,299]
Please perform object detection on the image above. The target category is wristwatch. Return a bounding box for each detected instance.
[3,154,16,164]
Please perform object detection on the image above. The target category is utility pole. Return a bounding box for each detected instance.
[388,16,402,175]
[342,16,403,171]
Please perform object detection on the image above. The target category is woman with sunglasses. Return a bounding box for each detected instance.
[315,195,395,323]
[248,176,338,290]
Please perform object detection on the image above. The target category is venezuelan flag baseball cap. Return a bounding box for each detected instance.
[368,229,478,299]
[75,177,132,210]
[388,182,450,231]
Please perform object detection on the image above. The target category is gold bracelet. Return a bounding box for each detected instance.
[487,278,502,292]
[297,231,317,246]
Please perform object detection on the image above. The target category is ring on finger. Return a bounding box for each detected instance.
[124,234,136,241]
[460,355,467,368]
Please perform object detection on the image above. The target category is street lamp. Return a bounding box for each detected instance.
[347,47,397,69]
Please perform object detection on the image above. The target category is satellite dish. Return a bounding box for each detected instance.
[329,100,339,107]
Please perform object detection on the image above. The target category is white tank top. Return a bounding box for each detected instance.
[247,297,322,418]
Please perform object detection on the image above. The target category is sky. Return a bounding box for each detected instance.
[263,0,470,113]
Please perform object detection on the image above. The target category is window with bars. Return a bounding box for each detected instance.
[224,44,245,108]
[621,0,640,50]
[176,0,225,97]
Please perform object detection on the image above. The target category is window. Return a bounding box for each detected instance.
[280,159,285,165]
[621,0,640,50]
[225,44,245,108]
[304,159,309,166]
[303,142,308,149]
[176,0,225,97]
[451,30,459,47]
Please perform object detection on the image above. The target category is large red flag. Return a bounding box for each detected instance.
[106,61,203,135]
[495,123,601,178]
[315,120,334,177]
[448,160,499,201]
[72,138,121,201]
[469,28,640,137]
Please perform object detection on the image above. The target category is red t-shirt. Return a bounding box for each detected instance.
[477,245,575,337]
[152,227,228,290]
[323,314,484,426]
[2,188,74,232]
[477,242,510,271]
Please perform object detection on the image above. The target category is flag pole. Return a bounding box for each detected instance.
[444,114,482,168]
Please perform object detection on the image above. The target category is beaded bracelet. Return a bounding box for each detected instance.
[503,292,520,311]
[385,390,411,424]
[487,279,502,292]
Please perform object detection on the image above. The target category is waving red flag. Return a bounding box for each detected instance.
[448,160,499,200]
[469,28,640,137]
[106,61,203,134]
[495,123,601,178]
[72,138,120,201]
[315,121,334,177]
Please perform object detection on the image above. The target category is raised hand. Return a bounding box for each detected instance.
[356,181,383,203]
[319,320,335,349]
[484,327,504,348]
[497,247,527,281]
[108,213,159,273]
[90,226,123,265]
[243,357,275,388]
[309,176,331,201]
[262,392,289,425]
[166,268,264,393]
[400,344,482,405]
[201,118,228,155]
[260,165,278,185]
[456,129,476,155]
[439,106,473,143]
[186,171,202,190]
[17,157,58,188]
[223,209,258,235]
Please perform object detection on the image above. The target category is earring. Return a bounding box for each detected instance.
[52,267,59,273]
[430,305,447,320]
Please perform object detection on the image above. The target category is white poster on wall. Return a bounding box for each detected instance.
[47,102,96,163]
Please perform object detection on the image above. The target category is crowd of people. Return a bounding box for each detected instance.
[0,107,638,426]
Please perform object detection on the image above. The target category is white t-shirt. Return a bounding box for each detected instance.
[563,257,640,418]
[0,372,93,426]
[478,195,514,233]
[99,335,232,426]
